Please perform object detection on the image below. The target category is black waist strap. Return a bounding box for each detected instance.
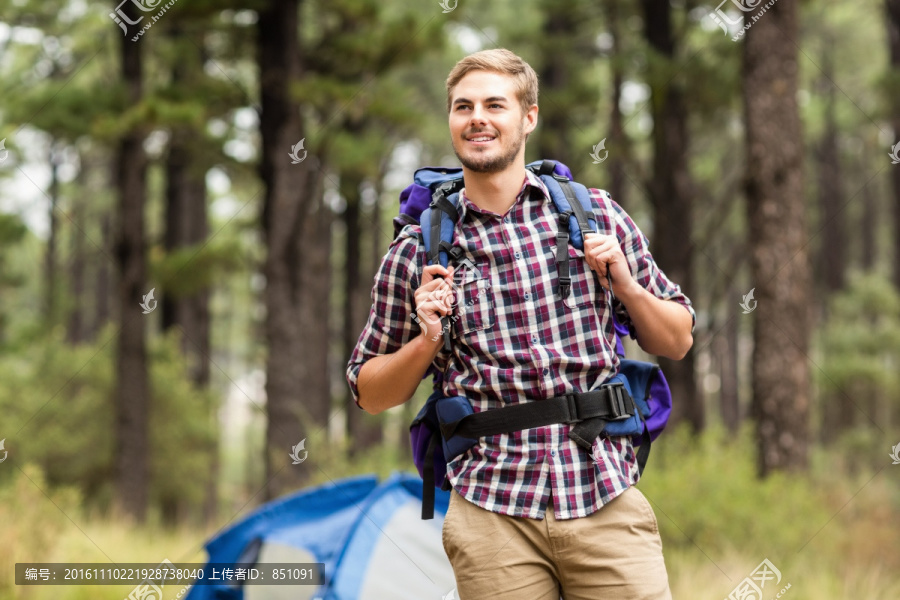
[439,384,634,447]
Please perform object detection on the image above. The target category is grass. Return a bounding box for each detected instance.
[643,426,900,599]
[2,426,898,599]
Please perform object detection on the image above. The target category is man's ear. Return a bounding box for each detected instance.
[523,104,538,135]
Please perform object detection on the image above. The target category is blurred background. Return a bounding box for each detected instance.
[0,0,899,598]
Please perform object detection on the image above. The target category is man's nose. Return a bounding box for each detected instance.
[469,104,487,125]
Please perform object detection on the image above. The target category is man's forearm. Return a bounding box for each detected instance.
[615,284,693,360]
[356,334,443,415]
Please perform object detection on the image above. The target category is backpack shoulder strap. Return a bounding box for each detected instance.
[531,160,599,299]
[419,181,462,268]
[536,169,597,250]
[418,180,463,351]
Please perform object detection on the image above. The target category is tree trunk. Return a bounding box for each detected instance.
[258,0,327,499]
[298,174,332,423]
[536,0,584,168]
[641,0,701,433]
[718,312,740,433]
[887,0,900,289]
[66,156,87,345]
[45,141,60,323]
[369,180,385,282]
[815,45,852,441]
[161,27,215,521]
[605,0,628,206]
[93,213,112,337]
[743,0,810,475]
[162,127,211,386]
[815,46,845,296]
[859,150,877,271]
[113,9,150,520]
[343,174,383,456]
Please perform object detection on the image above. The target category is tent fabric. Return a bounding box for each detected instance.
[185,473,455,600]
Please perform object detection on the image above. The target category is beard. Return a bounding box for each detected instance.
[453,123,526,173]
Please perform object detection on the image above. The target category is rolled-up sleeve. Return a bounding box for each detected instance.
[592,189,696,336]
[346,227,424,408]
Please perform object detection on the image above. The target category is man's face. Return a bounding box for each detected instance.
[448,70,538,174]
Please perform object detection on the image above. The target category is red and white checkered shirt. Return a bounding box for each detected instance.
[347,170,694,520]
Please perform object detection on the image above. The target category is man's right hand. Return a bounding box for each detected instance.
[357,264,458,414]
[414,264,457,344]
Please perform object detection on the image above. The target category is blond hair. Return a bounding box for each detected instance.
[445,48,539,114]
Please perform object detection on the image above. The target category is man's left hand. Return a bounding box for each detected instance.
[583,233,636,296]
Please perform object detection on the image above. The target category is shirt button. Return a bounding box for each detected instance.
[531,335,538,344]
[542,368,549,376]
[550,449,557,457]
[515,251,522,259]
[524,292,530,300]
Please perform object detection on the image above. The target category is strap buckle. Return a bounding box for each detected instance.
[558,275,571,299]
[605,383,631,421]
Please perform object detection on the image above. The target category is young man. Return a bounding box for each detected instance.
[346,48,694,600]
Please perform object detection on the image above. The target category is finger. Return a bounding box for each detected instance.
[421,264,451,286]
[418,271,456,295]
[583,249,598,272]
[583,233,612,250]
[424,281,457,311]
[415,300,448,325]
[591,238,616,255]
[590,249,609,277]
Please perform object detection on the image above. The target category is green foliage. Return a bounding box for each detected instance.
[0,213,27,289]
[0,326,215,518]
[645,425,900,598]
[152,238,246,298]
[818,273,900,423]
[642,425,833,557]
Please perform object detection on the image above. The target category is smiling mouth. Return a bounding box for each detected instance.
[465,134,496,146]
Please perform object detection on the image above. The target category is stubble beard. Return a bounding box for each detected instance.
[454,124,526,174]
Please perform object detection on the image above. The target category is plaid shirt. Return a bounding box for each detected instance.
[347,170,694,520]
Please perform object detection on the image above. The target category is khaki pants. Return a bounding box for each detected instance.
[441,486,672,600]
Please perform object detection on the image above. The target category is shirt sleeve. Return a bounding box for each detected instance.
[590,189,696,337]
[346,226,425,408]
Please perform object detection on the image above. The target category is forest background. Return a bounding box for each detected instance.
[1,0,899,598]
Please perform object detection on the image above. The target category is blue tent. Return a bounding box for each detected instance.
[185,473,455,600]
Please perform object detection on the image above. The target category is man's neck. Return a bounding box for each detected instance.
[461,163,527,216]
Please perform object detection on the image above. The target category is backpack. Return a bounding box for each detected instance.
[398,160,672,519]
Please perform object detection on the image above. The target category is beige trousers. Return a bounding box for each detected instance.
[441,486,672,600]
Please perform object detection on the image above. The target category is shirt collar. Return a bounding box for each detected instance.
[457,169,550,222]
